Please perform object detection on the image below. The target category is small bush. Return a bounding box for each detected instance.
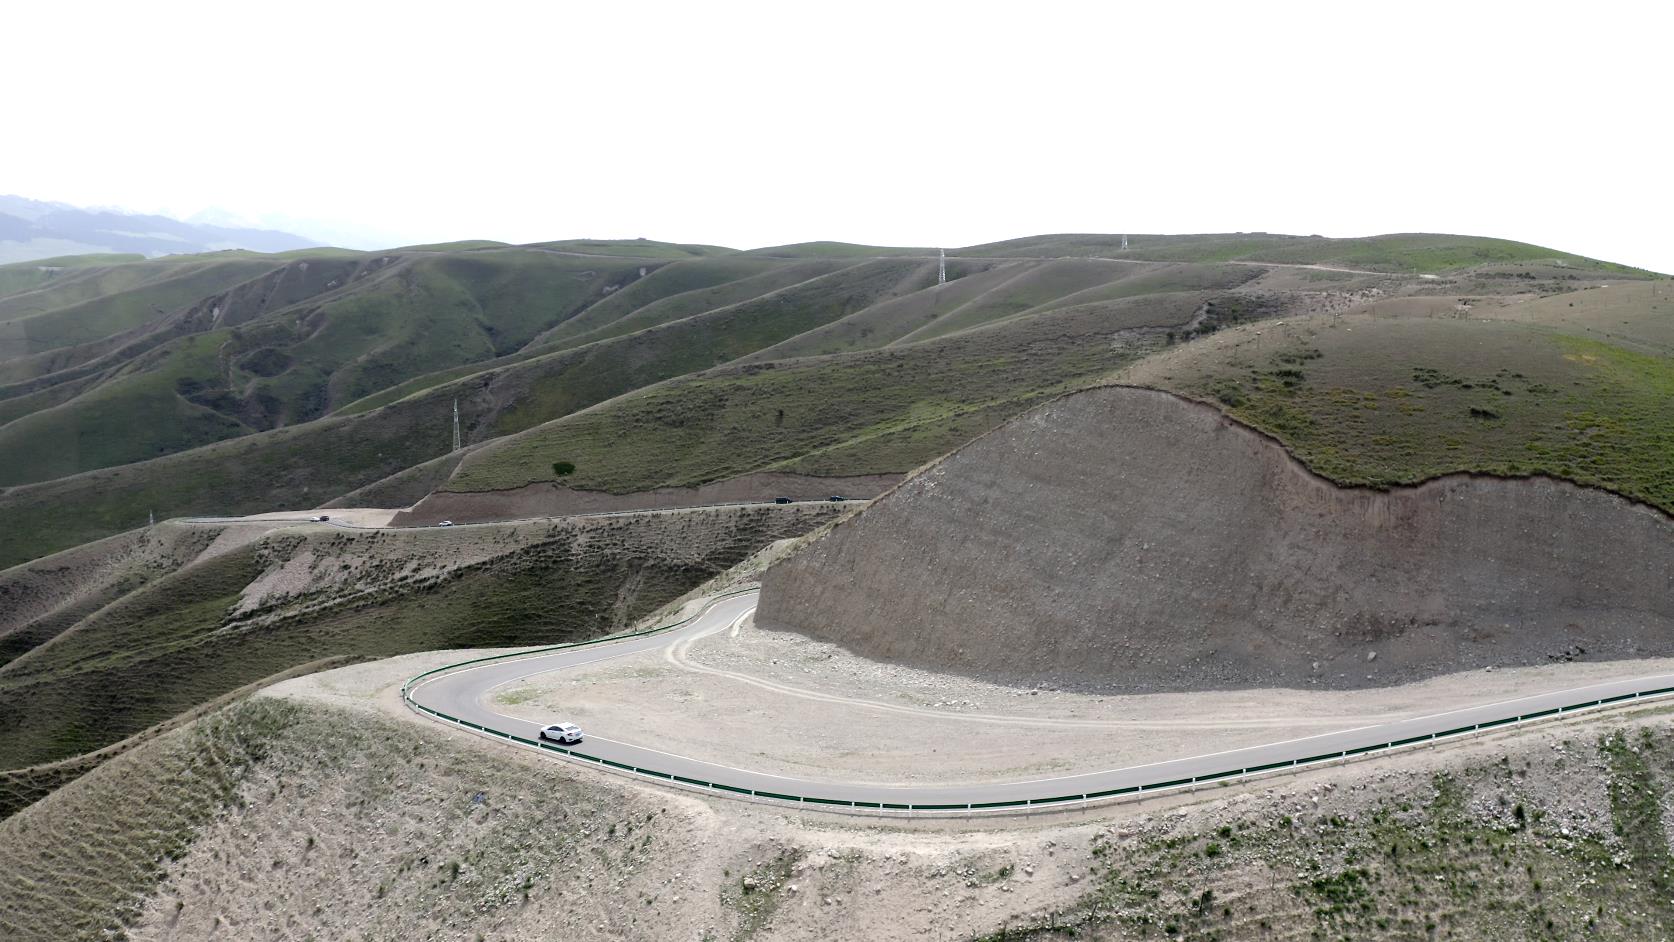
[552,461,576,477]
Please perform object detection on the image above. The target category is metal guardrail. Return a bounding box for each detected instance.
[403,595,1674,816]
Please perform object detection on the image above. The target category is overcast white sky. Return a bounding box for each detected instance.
[5,1,1669,271]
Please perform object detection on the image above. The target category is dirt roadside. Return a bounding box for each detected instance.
[224,631,1674,940]
[486,608,1674,787]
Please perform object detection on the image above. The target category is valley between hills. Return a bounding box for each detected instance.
[2,232,1672,941]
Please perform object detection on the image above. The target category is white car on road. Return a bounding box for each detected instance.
[540,722,583,744]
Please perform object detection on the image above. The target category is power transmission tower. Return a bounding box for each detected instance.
[1121,234,1129,250]
[149,509,154,527]
[938,248,946,285]
[452,398,462,452]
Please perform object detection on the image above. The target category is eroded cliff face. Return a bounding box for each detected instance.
[757,385,1674,692]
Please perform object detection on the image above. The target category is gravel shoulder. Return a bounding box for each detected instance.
[484,611,1674,786]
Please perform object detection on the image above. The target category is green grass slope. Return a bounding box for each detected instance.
[0,527,219,670]
[0,250,658,485]
[477,257,936,438]
[529,238,737,258]
[0,391,456,566]
[1,232,1652,566]
[0,255,925,563]
[0,254,143,300]
[232,249,654,424]
[0,256,281,360]
[958,232,1658,275]
[745,240,930,258]
[1243,233,1657,275]
[0,254,244,320]
[1126,281,1674,515]
[0,331,253,485]
[439,289,1223,495]
[325,257,825,418]
[736,258,1020,359]
[890,258,1155,344]
[961,232,1304,260]
[525,257,853,351]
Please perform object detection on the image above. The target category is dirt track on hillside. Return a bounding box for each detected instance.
[758,386,1674,692]
[392,472,900,526]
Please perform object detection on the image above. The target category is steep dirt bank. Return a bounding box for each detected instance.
[392,471,899,526]
[757,386,1674,692]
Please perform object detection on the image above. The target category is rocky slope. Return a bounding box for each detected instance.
[757,386,1674,691]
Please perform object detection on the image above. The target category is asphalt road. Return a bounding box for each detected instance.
[406,591,1674,810]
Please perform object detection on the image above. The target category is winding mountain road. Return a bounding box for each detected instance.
[406,591,1674,814]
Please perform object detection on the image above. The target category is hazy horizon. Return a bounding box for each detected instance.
[5,1,1669,273]
[19,189,1673,273]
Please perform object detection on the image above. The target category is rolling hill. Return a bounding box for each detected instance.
[0,232,1655,566]
[2,230,1670,941]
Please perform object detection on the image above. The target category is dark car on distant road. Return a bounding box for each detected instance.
[773,497,793,504]
[827,495,846,502]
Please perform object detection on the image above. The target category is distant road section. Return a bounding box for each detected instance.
[406,591,1674,813]
[181,497,862,532]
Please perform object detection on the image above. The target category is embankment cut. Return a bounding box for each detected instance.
[757,386,1674,691]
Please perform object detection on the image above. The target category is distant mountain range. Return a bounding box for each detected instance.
[0,195,318,263]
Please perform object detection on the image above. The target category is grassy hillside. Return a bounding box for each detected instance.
[0,527,218,670]
[0,389,460,567]
[0,232,1650,567]
[440,290,1222,495]
[746,240,931,258]
[0,506,838,770]
[0,254,144,299]
[959,232,1659,275]
[479,257,936,438]
[1243,233,1657,275]
[1001,722,1674,941]
[330,257,852,417]
[1126,281,1674,515]
[529,238,737,258]
[0,256,280,360]
[0,331,253,485]
[0,250,656,485]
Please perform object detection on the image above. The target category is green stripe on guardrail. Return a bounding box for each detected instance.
[404,590,1674,814]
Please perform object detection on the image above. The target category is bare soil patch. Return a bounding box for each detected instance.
[759,385,1674,693]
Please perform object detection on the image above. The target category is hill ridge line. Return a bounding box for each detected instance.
[825,382,1674,542]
